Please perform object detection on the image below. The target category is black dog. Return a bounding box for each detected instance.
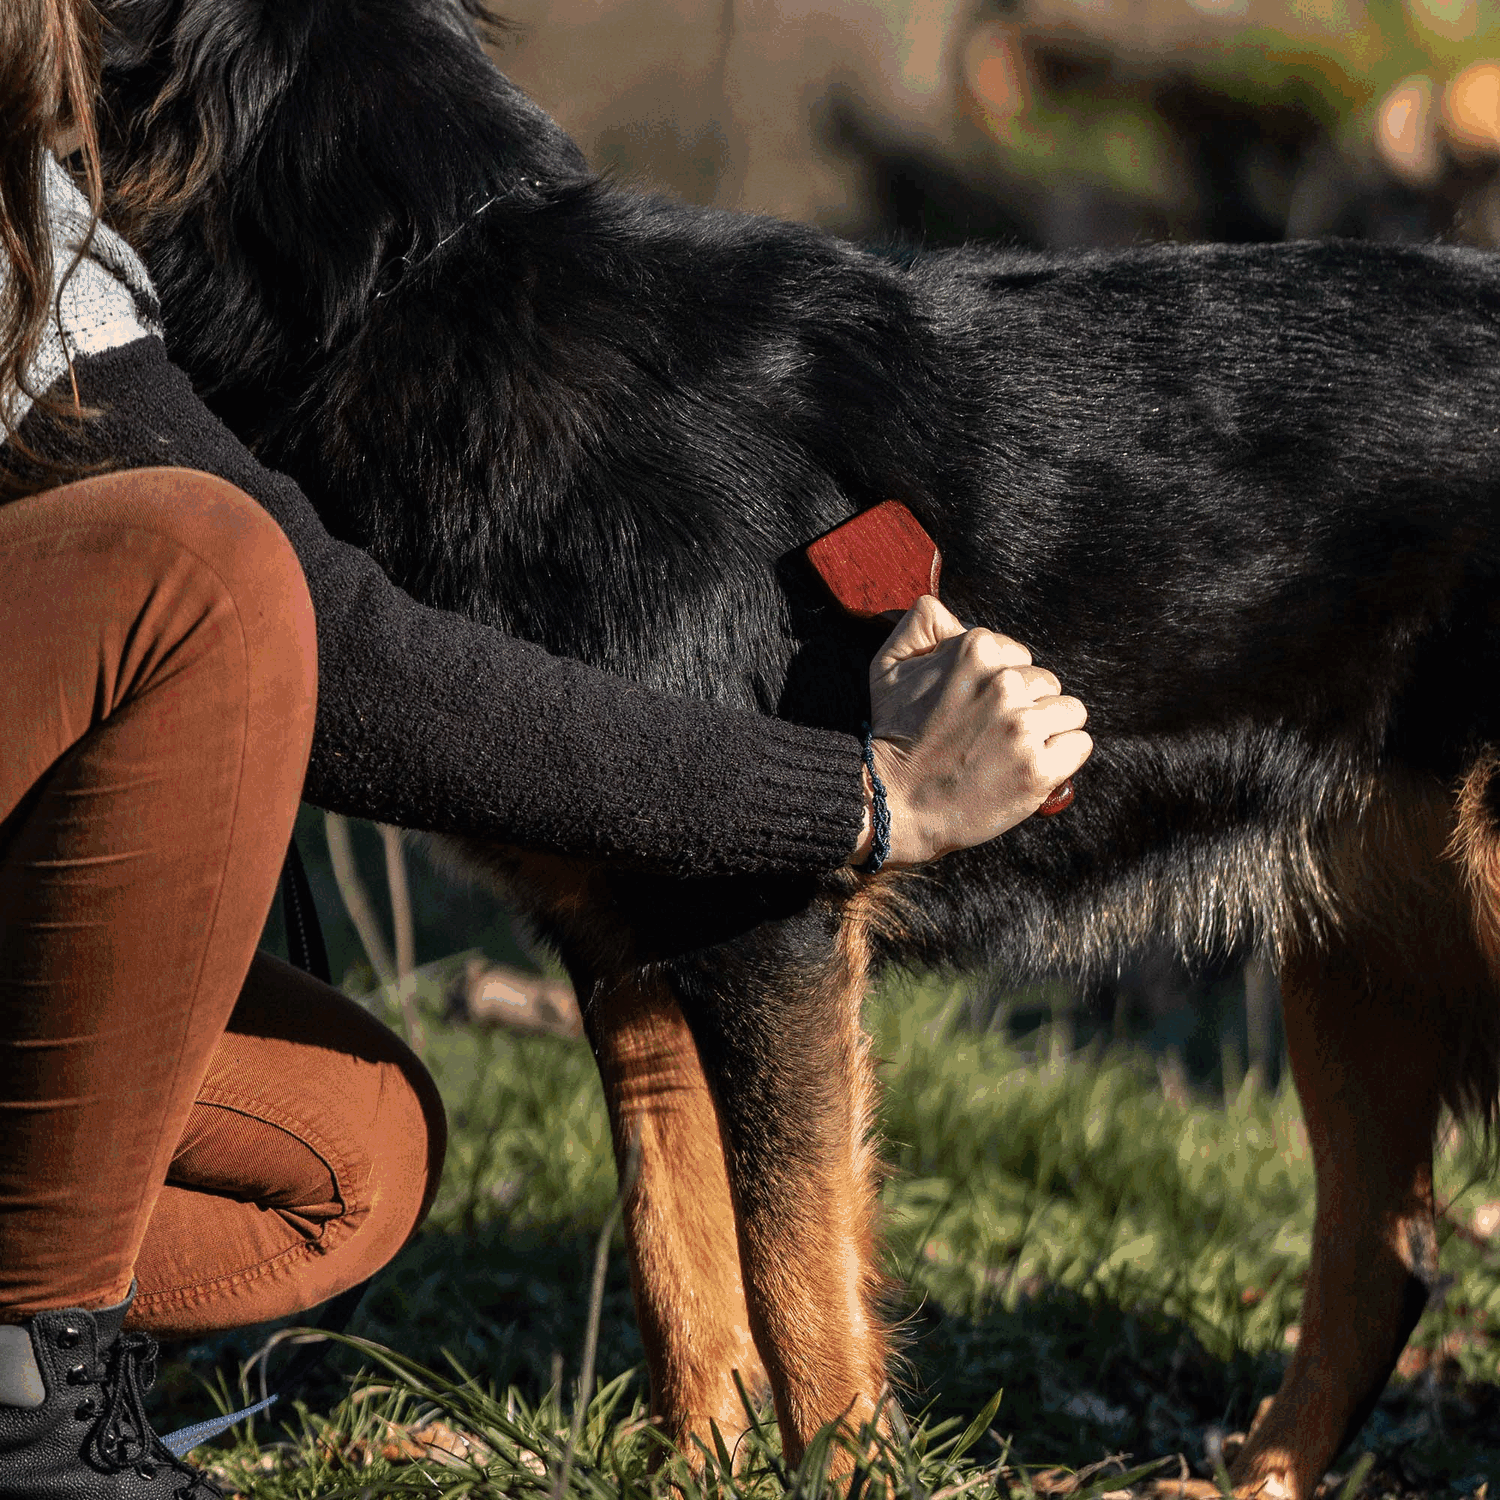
[97,0,1500,1490]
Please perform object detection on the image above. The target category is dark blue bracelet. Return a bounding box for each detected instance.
[858,724,891,874]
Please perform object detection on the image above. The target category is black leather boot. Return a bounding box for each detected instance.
[0,1289,226,1498]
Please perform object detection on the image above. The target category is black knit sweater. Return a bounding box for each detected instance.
[16,337,867,877]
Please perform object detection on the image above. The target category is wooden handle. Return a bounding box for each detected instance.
[805,501,1075,817]
[1038,782,1074,816]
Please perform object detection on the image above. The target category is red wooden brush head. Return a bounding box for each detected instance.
[805,501,1074,816]
[805,500,942,620]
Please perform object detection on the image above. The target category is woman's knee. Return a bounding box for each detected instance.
[329,1003,449,1264]
[173,1032,445,1258]
[41,466,317,716]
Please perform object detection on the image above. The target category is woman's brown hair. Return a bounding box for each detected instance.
[0,0,103,495]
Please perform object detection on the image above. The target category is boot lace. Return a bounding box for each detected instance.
[75,1332,226,1499]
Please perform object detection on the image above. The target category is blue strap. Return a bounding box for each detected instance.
[858,724,891,873]
[159,1394,279,1459]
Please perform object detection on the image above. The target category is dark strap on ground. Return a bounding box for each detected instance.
[280,837,331,984]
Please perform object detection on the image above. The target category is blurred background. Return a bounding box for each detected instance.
[486,0,1500,247]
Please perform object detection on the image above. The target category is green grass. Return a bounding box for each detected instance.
[154,967,1500,1498]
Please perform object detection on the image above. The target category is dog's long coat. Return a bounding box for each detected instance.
[98,0,1500,1490]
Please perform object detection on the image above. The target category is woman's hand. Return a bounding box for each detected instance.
[847,596,1092,869]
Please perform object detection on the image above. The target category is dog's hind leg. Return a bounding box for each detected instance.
[584,969,770,1458]
[670,887,891,1470]
[1229,935,1445,1497]
[1231,786,1495,1499]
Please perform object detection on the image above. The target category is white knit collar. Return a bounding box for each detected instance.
[1,155,163,441]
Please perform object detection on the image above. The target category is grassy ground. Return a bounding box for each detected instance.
[153,964,1500,1498]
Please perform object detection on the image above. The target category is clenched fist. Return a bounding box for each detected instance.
[848,596,1092,869]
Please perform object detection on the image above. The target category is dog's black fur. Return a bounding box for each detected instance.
[99,0,1500,972]
[97,0,1500,1476]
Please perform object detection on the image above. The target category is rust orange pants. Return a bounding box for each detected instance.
[0,469,446,1338]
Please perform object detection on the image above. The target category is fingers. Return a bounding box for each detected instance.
[1035,728,1093,785]
[1017,692,1088,735]
[986,664,1062,704]
[981,728,1091,826]
[952,624,1033,673]
[876,598,1034,674]
[875,596,963,670]
[1002,690,1090,767]
[1008,697,1091,790]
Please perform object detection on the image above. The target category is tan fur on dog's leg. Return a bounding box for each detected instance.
[733,987,887,1471]
[587,974,768,1459]
[1230,938,1446,1499]
[688,897,891,1473]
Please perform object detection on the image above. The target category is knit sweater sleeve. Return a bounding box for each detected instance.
[33,336,867,877]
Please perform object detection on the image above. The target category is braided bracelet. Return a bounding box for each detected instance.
[858,724,891,874]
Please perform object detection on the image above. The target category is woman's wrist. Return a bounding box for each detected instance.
[846,763,877,867]
[845,736,899,871]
